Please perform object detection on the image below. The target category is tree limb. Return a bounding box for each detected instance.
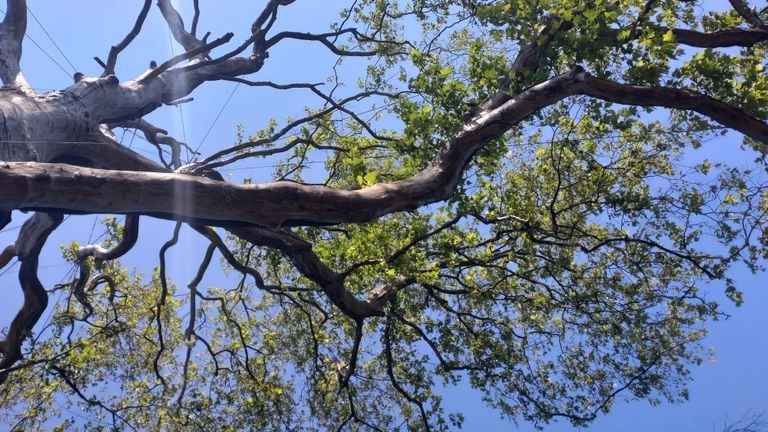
[100,0,153,76]
[112,119,195,169]
[671,27,768,48]
[0,212,62,384]
[728,0,767,29]
[0,0,31,91]
[5,68,768,227]
[156,0,206,53]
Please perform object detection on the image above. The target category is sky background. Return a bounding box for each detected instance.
[0,1,766,430]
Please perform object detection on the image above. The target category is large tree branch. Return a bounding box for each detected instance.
[68,55,265,124]
[3,68,768,226]
[0,212,62,384]
[0,0,31,92]
[672,27,768,48]
[156,0,206,53]
[728,0,767,29]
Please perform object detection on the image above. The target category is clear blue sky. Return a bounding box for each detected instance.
[0,1,766,430]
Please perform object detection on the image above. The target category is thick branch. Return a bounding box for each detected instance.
[71,56,265,124]
[574,72,768,142]
[77,215,139,261]
[671,27,768,48]
[0,209,10,229]
[156,0,206,52]
[0,0,31,91]
[138,32,234,84]
[0,212,62,384]
[728,0,767,29]
[4,69,768,227]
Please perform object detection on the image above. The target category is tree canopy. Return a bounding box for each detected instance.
[1,0,767,430]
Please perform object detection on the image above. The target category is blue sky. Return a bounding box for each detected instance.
[0,1,766,430]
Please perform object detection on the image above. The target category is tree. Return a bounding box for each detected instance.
[719,411,768,432]
[0,0,767,430]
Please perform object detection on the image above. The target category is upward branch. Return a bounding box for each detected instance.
[0,0,31,91]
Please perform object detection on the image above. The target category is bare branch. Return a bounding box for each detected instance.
[718,410,767,432]
[253,0,295,30]
[77,215,139,261]
[0,0,31,91]
[671,27,768,48]
[265,29,392,56]
[338,319,363,391]
[112,119,197,169]
[100,0,153,76]
[0,243,13,269]
[0,212,62,384]
[157,0,206,52]
[191,0,201,37]
[138,32,235,84]
[175,241,215,411]
[62,215,140,318]
[153,221,182,390]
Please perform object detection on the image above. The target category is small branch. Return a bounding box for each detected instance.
[153,221,182,390]
[138,32,234,84]
[67,215,139,318]
[197,89,402,169]
[671,27,768,48]
[113,120,198,169]
[384,318,432,431]
[49,364,134,430]
[338,319,364,391]
[387,216,462,265]
[175,242,215,411]
[101,0,153,76]
[191,0,201,37]
[192,225,272,291]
